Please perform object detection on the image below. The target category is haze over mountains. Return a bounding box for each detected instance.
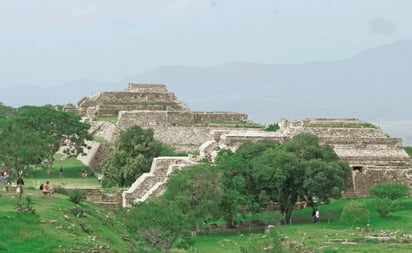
[1,40,411,145]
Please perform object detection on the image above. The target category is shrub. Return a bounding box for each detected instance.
[265,123,280,132]
[15,196,36,214]
[53,185,69,195]
[368,182,409,200]
[68,189,86,204]
[340,201,369,227]
[373,198,400,217]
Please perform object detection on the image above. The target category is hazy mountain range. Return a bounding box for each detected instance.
[1,40,411,145]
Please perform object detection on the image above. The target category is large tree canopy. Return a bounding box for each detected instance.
[252,133,351,224]
[101,125,163,187]
[0,105,91,175]
[14,105,92,174]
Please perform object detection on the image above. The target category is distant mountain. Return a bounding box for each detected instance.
[0,40,411,145]
[125,40,412,124]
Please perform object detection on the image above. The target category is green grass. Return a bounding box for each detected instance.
[0,192,135,253]
[94,116,118,123]
[182,198,412,253]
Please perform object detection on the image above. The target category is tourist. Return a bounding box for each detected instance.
[59,166,64,178]
[16,175,24,198]
[42,181,52,198]
[97,174,103,184]
[314,208,320,224]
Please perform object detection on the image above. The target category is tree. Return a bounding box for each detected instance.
[101,125,163,187]
[0,117,44,176]
[252,133,351,224]
[124,200,192,253]
[215,149,251,228]
[14,105,92,174]
[162,164,223,230]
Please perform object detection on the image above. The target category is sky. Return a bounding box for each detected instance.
[1,0,412,88]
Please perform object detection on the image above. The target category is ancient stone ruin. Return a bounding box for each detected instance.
[206,118,412,198]
[68,84,412,207]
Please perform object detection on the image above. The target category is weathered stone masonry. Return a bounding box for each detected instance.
[70,84,412,206]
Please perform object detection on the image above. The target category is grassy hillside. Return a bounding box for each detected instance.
[2,157,412,252]
[0,190,136,253]
[2,192,412,252]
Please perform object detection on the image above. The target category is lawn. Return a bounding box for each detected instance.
[181,198,412,253]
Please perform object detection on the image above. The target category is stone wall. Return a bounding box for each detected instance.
[117,110,253,152]
[118,110,248,128]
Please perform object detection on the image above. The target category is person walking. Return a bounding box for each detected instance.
[16,175,24,199]
[314,208,320,224]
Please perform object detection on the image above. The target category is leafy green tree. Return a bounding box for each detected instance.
[368,182,409,200]
[162,164,223,230]
[101,125,163,187]
[253,133,351,224]
[215,149,251,228]
[124,200,192,253]
[0,117,44,176]
[14,105,92,174]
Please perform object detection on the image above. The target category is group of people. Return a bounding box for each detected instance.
[0,170,11,185]
[81,168,88,178]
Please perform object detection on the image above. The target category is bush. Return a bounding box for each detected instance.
[53,185,69,195]
[373,198,400,217]
[68,189,86,204]
[340,201,369,227]
[15,196,36,214]
[368,182,409,200]
[265,123,280,132]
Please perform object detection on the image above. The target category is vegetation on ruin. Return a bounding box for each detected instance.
[94,116,118,123]
[308,122,377,128]
[404,146,412,157]
[264,122,280,132]
[196,120,263,128]
[92,135,110,144]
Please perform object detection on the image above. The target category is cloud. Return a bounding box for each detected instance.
[369,17,397,35]
[69,3,99,18]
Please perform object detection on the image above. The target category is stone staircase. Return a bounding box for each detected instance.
[122,156,197,207]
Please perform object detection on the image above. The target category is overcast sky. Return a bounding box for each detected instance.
[1,0,412,88]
